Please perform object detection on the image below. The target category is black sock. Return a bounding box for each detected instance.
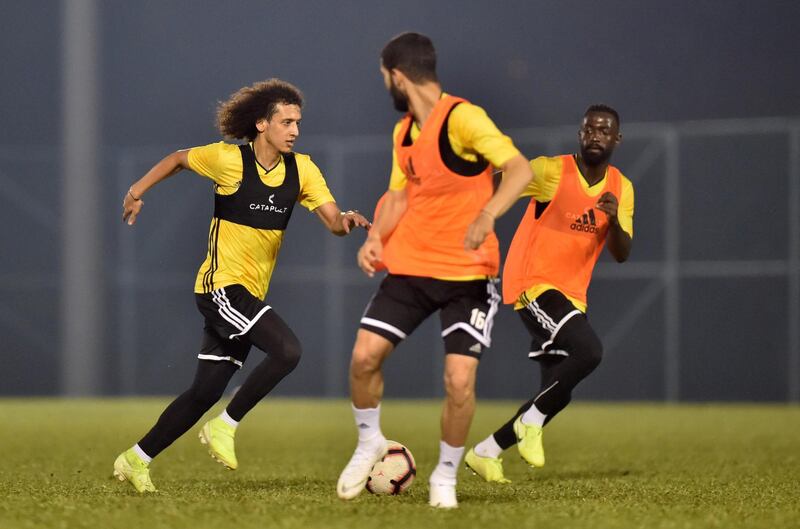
[493,397,535,449]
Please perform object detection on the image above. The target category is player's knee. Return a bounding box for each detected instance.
[587,336,603,369]
[350,353,380,379]
[278,335,302,372]
[575,335,603,375]
[443,369,475,406]
[350,344,384,377]
[560,321,603,376]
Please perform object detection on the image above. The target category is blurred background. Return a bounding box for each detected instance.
[1,0,797,401]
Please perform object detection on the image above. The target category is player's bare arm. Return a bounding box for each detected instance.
[464,154,533,250]
[596,191,631,262]
[314,202,371,236]
[358,188,407,277]
[122,149,191,226]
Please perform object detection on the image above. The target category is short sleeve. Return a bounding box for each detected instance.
[448,103,521,169]
[296,154,335,211]
[520,156,561,201]
[618,176,634,238]
[388,121,407,191]
[187,142,243,189]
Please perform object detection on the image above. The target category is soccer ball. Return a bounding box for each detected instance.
[366,441,416,495]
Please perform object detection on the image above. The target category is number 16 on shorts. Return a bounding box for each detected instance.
[470,309,487,330]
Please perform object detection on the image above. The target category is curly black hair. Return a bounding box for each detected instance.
[216,79,304,141]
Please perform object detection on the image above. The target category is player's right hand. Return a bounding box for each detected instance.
[358,237,383,278]
[464,210,495,250]
[122,189,144,225]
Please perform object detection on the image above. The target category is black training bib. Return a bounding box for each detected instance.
[213,145,300,230]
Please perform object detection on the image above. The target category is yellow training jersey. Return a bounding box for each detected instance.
[187,141,335,299]
[515,155,635,311]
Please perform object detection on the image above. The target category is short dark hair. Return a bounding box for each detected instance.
[585,104,620,126]
[381,32,438,83]
[216,79,304,141]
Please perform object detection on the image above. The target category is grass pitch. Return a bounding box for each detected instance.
[0,399,798,529]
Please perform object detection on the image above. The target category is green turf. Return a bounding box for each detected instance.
[0,399,798,529]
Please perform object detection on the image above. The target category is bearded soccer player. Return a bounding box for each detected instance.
[464,105,634,483]
[336,32,534,508]
[113,79,370,493]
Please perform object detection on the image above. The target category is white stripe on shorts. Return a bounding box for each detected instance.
[211,287,272,339]
[360,317,407,340]
[441,322,491,347]
[527,300,557,333]
[540,309,582,350]
[529,348,569,358]
[441,279,501,348]
[523,294,583,358]
[197,354,244,368]
[212,289,248,330]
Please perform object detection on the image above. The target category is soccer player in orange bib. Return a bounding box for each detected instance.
[112,79,370,493]
[464,105,634,483]
[336,32,534,508]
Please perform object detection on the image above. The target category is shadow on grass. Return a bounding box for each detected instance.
[110,469,642,504]
[245,477,326,487]
[533,468,639,481]
[457,470,641,505]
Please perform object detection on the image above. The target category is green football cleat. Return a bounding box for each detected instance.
[113,448,157,493]
[199,417,238,470]
[464,448,511,483]
[513,416,545,468]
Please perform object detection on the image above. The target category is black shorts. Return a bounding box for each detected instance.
[194,284,272,367]
[517,289,586,359]
[359,274,500,358]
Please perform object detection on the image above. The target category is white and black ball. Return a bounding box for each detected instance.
[366,441,416,495]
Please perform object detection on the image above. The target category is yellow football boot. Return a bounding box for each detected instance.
[464,448,511,483]
[199,417,238,470]
[113,448,157,493]
[513,416,545,468]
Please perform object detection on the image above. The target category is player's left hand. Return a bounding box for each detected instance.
[464,210,495,250]
[596,192,619,224]
[340,210,371,234]
[122,188,144,225]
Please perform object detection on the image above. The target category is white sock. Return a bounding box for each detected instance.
[474,435,503,459]
[353,403,384,445]
[220,409,239,428]
[132,444,152,464]
[521,403,547,427]
[430,440,464,485]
